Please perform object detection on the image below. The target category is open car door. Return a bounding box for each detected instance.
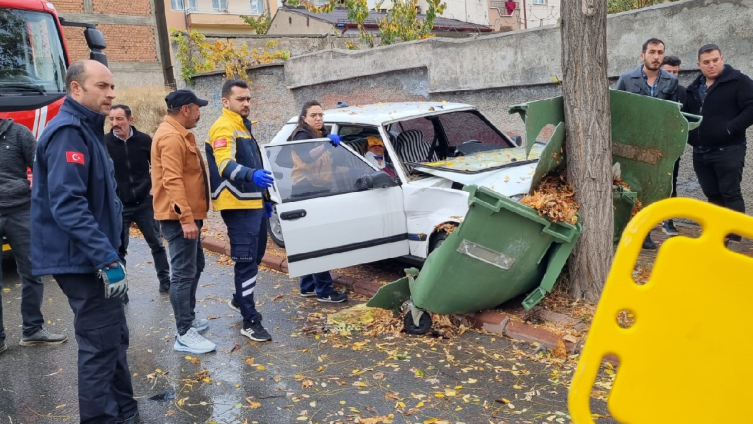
[261,139,409,277]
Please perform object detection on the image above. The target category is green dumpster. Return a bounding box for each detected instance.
[367,91,700,335]
[509,90,701,240]
[613,185,637,244]
[413,185,581,313]
[368,184,582,333]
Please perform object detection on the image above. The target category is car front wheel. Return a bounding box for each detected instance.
[267,205,285,248]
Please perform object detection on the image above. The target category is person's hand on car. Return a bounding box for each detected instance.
[251,169,274,188]
[327,134,341,147]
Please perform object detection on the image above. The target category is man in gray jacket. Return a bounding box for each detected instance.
[615,37,681,250]
[0,119,67,354]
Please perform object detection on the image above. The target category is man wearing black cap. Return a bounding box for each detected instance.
[151,89,216,354]
[684,44,753,252]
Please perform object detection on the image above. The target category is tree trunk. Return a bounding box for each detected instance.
[560,0,613,301]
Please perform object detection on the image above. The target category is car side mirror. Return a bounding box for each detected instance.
[356,171,398,190]
[511,135,523,147]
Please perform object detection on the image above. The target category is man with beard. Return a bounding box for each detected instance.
[152,89,215,354]
[206,80,273,342]
[616,37,680,250]
[31,60,137,423]
[106,105,171,298]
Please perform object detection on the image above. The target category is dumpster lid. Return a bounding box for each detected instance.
[510,91,701,206]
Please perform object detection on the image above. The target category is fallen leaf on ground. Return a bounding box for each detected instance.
[360,416,393,424]
[553,339,568,359]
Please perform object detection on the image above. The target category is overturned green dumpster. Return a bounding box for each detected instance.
[367,90,701,334]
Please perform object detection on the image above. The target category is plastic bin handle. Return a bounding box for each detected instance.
[681,111,703,131]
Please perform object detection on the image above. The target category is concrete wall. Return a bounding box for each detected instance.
[190,0,753,213]
[58,0,168,87]
[203,33,367,56]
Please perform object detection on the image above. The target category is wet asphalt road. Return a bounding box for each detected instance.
[0,238,615,424]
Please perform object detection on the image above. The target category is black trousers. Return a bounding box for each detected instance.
[119,198,170,288]
[693,145,746,239]
[0,206,44,344]
[54,273,137,424]
[671,158,680,198]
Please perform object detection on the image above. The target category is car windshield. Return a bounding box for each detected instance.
[0,8,66,93]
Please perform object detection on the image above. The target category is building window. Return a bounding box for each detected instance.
[212,0,228,11]
[249,0,264,14]
[532,0,545,4]
[171,0,197,10]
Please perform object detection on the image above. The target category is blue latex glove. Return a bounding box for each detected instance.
[264,202,273,218]
[251,169,274,188]
[327,134,341,147]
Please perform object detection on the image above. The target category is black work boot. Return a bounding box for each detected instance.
[662,220,679,236]
[642,234,657,250]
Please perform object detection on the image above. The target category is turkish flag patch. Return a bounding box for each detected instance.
[214,138,228,149]
[66,151,85,165]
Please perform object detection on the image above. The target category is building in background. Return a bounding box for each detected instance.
[268,6,493,36]
[488,0,560,32]
[53,0,172,86]
[165,0,278,35]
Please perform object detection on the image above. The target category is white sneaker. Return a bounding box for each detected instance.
[192,318,209,332]
[174,328,216,354]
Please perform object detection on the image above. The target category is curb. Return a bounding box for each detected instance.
[201,235,582,353]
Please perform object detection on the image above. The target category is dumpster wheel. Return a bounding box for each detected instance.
[403,313,432,335]
[402,302,432,335]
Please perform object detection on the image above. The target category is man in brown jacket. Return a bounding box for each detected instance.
[151,89,216,354]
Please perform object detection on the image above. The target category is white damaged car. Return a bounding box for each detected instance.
[261,101,553,277]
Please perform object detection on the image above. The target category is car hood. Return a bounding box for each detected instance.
[412,145,545,197]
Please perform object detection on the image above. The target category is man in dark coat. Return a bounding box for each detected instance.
[0,118,67,354]
[659,55,687,236]
[683,44,753,252]
[615,37,680,250]
[106,104,170,297]
[31,60,138,424]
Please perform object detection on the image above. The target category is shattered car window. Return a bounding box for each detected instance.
[437,111,514,149]
[266,140,377,202]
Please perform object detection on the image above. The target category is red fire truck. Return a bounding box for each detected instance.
[0,0,107,257]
